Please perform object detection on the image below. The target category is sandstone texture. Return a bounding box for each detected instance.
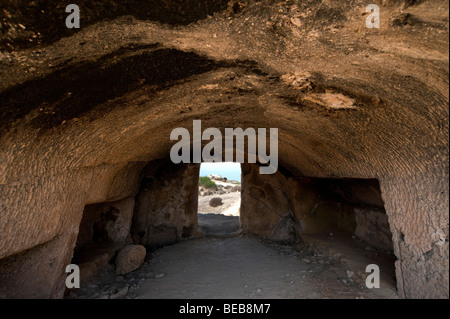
[0,0,448,299]
[115,245,147,275]
[131,161,199,247]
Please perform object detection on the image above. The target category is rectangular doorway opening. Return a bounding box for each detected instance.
[197,162,242,236]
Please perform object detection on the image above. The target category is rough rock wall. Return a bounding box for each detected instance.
[355,207,393,251]
[131,161,199,247]
[240,164,298,242]
[0,0,448,298]
[241,163,391,241]
[0,162,145,298]
[241,163,449,299]
[380,175,449,299]
[75,197,135,250]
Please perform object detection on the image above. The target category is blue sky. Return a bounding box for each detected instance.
[199,162,241,181]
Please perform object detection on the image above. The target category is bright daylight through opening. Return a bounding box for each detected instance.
[197,162,242,237]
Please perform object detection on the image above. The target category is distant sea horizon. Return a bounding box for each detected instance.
[199,162,241,181]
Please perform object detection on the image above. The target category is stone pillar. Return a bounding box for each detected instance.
[0,172,87,298]
[131,161,200,247]
[380,173,449,299]
[240,163,299,242]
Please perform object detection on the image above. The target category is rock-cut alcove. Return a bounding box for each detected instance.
[241,163,397,288]
[0,0,448,299]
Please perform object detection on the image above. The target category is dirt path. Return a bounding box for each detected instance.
[71,178,397,300]
[132,236,324,299]
[72,229,398,299]
[198,192,241,217]
[197,214,240,236]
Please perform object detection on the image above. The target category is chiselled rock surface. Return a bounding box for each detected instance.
[0,0,448,298]
[131,161,199,247]
[115,245,146,275]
